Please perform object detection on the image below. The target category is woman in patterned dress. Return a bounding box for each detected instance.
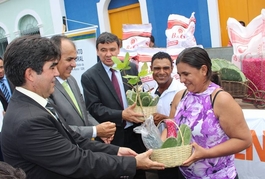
[168,47,252,179]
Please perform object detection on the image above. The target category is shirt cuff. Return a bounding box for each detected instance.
[92,126,97,138]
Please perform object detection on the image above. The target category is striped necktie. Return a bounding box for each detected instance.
[0,80,10,102]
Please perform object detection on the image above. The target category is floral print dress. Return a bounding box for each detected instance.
[174,82,237,179]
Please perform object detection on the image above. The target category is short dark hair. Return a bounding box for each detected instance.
[0,56,2,61]
[50,35,76,50]
[96,32,119,49]
[176,47,212,80]
[151,51,173,67]
[3,35,60,86]
[0,161,26,179]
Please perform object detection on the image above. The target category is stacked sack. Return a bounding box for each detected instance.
[227,9,265,91]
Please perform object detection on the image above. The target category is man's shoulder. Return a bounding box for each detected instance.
[82,63,100,76]
[165,78,186,95]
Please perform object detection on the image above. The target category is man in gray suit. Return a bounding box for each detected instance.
[49,35,115,143]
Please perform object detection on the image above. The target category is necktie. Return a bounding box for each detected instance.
[0,80,10,102]
[46,101,60,121]
[45,101,79,146]
[110,69,123,107]
[110,69,126,127]
[62,81,82,116]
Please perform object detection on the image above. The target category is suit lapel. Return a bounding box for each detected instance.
[96,63,123,108]
[67,77,85,118]
[13,90,77,145]
[55,79,82,118]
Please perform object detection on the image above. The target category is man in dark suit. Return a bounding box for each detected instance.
[0,56,15,162]
[0,56,14,111]
[1,35,164,179]
[81,32,147,179]
[49,35,115,143]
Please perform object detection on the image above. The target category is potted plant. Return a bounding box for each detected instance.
[111,52,159,120]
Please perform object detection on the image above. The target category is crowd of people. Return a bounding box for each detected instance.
[0,32,252,179]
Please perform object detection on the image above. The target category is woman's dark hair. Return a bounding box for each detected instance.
[176,47,212,81]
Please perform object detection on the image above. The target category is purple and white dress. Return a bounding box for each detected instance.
[174,82,237,179]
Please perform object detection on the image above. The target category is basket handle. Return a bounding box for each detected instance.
[157,119,185,146]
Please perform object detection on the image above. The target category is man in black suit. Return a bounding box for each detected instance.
[1,35,164,179]
[0,56,14,162]
[0,56,14,111]
[81,32,147,179]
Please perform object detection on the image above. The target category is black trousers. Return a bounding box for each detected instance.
[157,167,185,179]
[124,125,147,179]
[0,132,3,161]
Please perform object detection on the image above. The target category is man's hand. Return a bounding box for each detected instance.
[117,147,138,157]
[152,113,168,125]
[135,149,165,170]
[96,122,116,138]
[122,103,144,123]
[100,135,114,144]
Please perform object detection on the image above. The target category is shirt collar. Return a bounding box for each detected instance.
[0,75,7,82]
[56,76,67,84]
[16,86,48,108]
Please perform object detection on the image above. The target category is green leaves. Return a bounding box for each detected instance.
[161,124,192,148]
[111,53,131,71]
[161,137,178,148]
[111,52,152,86]
[138,62,152,78]
[176,124,192,146]
[125,90,159,107]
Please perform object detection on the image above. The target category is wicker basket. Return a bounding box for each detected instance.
[150,120,192,168]
[133,105,157,121]
[221,80,249,98]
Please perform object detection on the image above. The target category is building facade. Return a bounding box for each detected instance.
[0,0,264,56]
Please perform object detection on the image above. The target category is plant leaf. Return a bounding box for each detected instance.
[161,137,178,148]
[141,62,148,71]
[128,78,139,85]
[138,70,149,77]
[124,52,131,67]
[123,75,139,79]
[176,124,192,146]
[111,56,122,65]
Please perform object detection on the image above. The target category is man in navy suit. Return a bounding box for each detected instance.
[1,35,165,179]
[81,32,147,179]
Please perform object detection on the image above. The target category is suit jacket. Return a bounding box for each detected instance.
[0,79,14,111]
[81,62,138,146]
[1,90,136,179]
[49,76,98,138]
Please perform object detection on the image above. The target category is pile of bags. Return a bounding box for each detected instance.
[227,9,265,90]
